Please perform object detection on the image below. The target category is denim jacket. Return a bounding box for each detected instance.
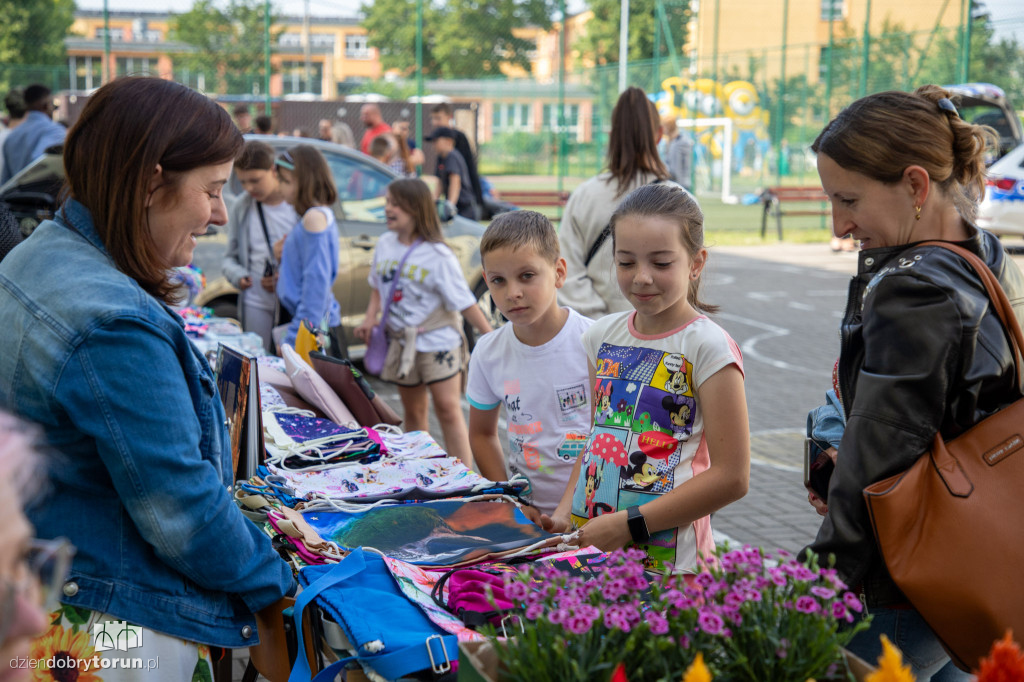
[0,200,294,647]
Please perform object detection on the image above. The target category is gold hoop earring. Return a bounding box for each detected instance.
[914,205,922,221]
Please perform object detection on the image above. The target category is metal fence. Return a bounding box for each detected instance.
[3,2,1023,201]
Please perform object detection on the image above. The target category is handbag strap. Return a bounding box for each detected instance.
[917,241,1024,496]
[255,202,277,265]
[919,241,1024,386]
[379,238,423,328]
[288,547,457,682]
[583,178,669,267]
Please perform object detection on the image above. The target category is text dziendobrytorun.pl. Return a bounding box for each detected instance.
[8,656,160,671]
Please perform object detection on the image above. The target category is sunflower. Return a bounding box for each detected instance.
[29,624,101,682]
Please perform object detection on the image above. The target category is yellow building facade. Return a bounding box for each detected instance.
[686,0,964,83]
[67,10,381,98]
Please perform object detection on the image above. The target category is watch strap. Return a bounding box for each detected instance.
[626,505,650,543]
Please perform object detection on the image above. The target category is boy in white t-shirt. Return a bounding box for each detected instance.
[467,211,594,514]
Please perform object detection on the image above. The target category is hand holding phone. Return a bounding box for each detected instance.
[803,439,836,502]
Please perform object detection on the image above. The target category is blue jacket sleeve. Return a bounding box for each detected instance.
[285,227,336,346]
[56,317,294,612]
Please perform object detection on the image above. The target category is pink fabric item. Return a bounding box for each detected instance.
[447,570,515,621]
[282,344,356,426]
[364,426,387,454]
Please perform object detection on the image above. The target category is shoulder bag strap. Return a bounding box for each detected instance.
[255,202,276,265]
[919,240,1024,387]
[288,548,457,682]
[583,178,670,268]
[288,550,367,682]
[378,238,423,329]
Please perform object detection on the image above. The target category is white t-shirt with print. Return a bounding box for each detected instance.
[368,232,477,352]
[243,200,299,312]
[466,308,595,515]
[571,311,743,573]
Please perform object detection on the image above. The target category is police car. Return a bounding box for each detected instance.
[978,142,1024,238]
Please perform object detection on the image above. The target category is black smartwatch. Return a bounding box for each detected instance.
[626,505,650,543]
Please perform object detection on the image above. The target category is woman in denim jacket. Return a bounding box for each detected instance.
[0,77,294,672]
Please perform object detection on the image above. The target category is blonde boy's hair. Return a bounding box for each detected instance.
[480,210,560,264]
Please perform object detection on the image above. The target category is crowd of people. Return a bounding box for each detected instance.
[0,74,1015,682]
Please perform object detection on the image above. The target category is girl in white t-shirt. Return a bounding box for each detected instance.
[547,182,750,573]
[354,178,492,466]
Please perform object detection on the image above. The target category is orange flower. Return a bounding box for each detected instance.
[28,624,101,682]
[976,630,1024,682]
[682,653,712,682]
[865,635,916,682]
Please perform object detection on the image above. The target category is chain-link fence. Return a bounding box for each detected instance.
[4,2,1024,206]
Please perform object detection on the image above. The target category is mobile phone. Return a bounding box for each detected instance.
[263,260,277,278]
[803,438,835,501]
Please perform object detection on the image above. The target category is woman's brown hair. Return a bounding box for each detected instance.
[387,178,443,243]
[811,84,996,222]
[607,86,670,196]
[391,133,414,175]
[278,145,338,216]
[611,182,717,314]
[62,77,242,303]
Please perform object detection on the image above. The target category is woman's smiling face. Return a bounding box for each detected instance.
[146,162,232,268]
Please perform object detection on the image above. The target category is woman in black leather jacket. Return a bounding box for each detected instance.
[804,85,1024,679]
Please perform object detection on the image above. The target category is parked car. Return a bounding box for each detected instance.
[978,141,1024,238]
[946,83,1023,163]
[0,136,502,357]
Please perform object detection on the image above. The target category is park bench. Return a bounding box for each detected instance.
[760,186,831,239]
[495,190,570,221]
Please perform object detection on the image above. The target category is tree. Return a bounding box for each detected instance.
[0,0,74,66]
[576,0,691,68]
[170,0,281,95]
[360,0,555,78]
[0,0,75,93]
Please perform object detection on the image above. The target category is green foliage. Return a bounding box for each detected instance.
[360,0,555,78]
[170,0,281,95]
[576,0,691,67]
[0,0,74,66]
[349,79,420,100]
[0,0,74,94]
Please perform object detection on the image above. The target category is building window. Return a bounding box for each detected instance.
[68,56,103,91]
[542,103,579,134]
[280,60,324,95]
[94,27,124,41]
[116,57,156,77]
[279,32,301,47]
[311,33,335,48]
[492,103,533,133]
[820,0,843,21]
[345,35,370,59]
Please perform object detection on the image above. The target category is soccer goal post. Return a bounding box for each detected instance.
[677,116,737,204]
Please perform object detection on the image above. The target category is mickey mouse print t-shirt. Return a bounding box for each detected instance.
[571,310,743,573]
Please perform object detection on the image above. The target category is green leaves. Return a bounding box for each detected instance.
[361,0,554,78]
[0,0,74,91]
[170,0,281,94]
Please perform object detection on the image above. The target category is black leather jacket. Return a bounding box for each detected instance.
[808,227,1024,606]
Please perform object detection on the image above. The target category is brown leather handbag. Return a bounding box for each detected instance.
[863,241,1024,672]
